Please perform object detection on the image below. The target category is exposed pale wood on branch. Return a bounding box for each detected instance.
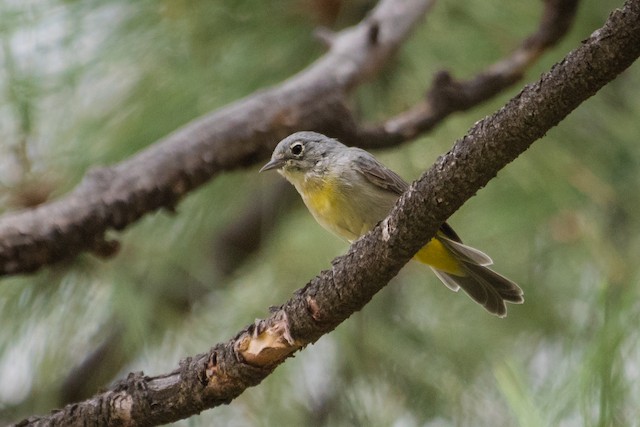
[15,1,640,424]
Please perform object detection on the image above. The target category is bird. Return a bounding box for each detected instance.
[260,131,523,317]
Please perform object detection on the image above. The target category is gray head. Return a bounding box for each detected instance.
[260,131,343,174]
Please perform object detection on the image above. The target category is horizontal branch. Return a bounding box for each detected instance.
[15,0,640,425]
[0,0,578,277]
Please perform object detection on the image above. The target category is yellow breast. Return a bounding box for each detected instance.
[302,179,338,220]
[284,171,362,241]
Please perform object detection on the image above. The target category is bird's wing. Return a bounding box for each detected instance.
[438,222,463,242]
[351,149,409,196]
[352,148,472,247]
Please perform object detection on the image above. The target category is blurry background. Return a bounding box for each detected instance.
[1,0,639,426]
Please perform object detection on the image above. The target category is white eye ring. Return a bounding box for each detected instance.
[290,142,304,156]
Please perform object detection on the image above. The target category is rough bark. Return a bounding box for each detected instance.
[0,0,579,277]
[14,1,640,425]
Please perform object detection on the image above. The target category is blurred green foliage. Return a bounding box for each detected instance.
[1,0,639,426]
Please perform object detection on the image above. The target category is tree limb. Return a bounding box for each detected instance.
[0,0,579,277]
[14,1,640,425]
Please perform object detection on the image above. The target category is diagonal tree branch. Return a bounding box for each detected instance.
[14,1,640,425]
[0,0,579,277]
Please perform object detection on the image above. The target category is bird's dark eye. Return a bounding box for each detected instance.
[290,142,303,156]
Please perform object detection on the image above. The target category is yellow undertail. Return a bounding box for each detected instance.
[413,237,463,275]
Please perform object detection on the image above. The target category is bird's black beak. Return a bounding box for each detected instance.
[259,157,285,172]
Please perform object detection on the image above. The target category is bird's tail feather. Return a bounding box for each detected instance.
[434,237,524,317]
